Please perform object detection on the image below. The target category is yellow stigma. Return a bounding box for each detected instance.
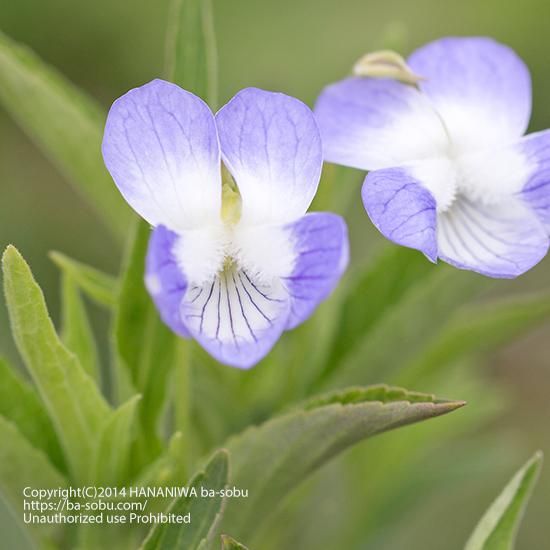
[353,50,424,86]
[221,164,242,225]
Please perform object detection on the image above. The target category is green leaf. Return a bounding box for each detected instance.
[325,263,488,388]
[0,416,67,535]
[398,291,550,387]
[221,534,249,550]
[141,449,229,550]
[316,246,432,384]
[50,251,117,308]
[219,385,465,542]
[165,0,218,107]
[2,245,111,481]
[114,221,177,458]
[60,273,100,381]
[0,31,131,240]
[92,395,141,486]
[0,358,65,471]
[465,451,543,550]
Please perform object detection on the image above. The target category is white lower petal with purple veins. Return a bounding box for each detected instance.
[182,268,290,368]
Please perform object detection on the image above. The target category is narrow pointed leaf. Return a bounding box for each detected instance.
[219,385,465,541]
[0,358,64,471]
[0,416,67,535]
[92,395,141,486]
[2,246,111,481]
[0,31,131,239]
[165,0,218,106]
[60,274,100,380]
[141,450,229,550]
[398,291,550,386]
[50,251,117,308]
[465,451,543,550]
[114,221,177,457]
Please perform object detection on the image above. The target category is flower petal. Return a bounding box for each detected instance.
[181,269,290,369]
[102,79,221,231]
[437,197,549,278]
[145,225,190,337]
[283,213,349,329]
[216,88,322,225]
[362,167,438,261]
[408,37,531,150]
[314,77,448,170]
[520,129,550,231]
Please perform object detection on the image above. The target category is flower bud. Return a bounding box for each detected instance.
[353,50,423,85]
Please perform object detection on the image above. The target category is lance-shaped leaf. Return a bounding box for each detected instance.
[0,358,64,471]
[165,0,218,106]
[50,251,117,308]
[398,291,550,386]
[465,451,543,550]
[2,246,111,481]
[0,416,67,537]
[60,274,100,381]
[141,450,229,550]
[114,221,176,457]
[218,385,465,541]
[0,32,131,240]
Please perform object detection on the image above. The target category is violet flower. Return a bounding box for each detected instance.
[102,80,348,368]
[315,37,550,278]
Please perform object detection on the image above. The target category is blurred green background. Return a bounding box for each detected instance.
[1,0,549,548]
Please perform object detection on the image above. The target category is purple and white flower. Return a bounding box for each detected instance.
[102,80,348,368]
[315,37,550,278]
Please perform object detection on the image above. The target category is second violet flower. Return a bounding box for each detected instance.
[315,37,550,278]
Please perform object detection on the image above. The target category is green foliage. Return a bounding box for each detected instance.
[398,290,550,386]
[113,221,177,461]
[324,260,489,388]
[141,450,229,550]
[91,395,141,486]
[165,0,218,106]
[0,32,131,240]
[0,416,67,537]
[465,451,543,550]
[60,273,100,381]
[50,251,117,308]
[218,385,464,542]
[0,358,64,471]
[2,245,111,481]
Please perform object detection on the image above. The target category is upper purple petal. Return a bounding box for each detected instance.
[408,37,532,146]
[362,167,438,262]
[102,79,221,231]
[283,212,349,329]
[145,224,190,338]
[216,87,323,225]
[314,77,448,170]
